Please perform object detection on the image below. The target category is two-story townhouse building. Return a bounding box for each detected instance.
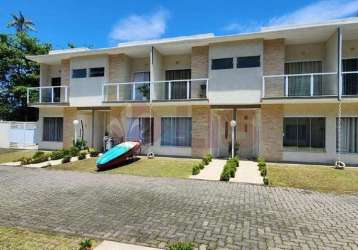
[27,18,358,164]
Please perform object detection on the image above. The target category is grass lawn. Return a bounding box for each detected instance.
[0,148,38,164]
[0,226,99,250]
[268,164,358,194]
[48,156,200,178]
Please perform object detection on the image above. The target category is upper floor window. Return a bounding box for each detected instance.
[72,68,87,78]
[211,58,233,70]
[89,67,105,77]
[237,56,260,68]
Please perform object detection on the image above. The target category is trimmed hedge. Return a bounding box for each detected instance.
[168,242,193,250]
[257,157,268,185]
[192,165,200,175]
[50,150,65,160]
[220,157,239,181]
[78,150,87,160]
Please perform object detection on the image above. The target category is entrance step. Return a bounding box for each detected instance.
[230,160,263,185]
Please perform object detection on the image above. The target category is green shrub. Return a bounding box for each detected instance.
[202,158,209,165]
[31,152,50,164]
[78,150,87,160]
[19,157,32,165]
[69,146,80,157]
[62,156,71,164]
[62,149,70,157]
[79,239,94,250]
[89,147,100,157]
[50,150,64,160]
[220,168,231,181]
[198,162,205,170]
[205,153,213,162]
[192,165,200,175]
[202,153,213,165]
[260,167,267,177]
[168,242,193,250]
[73,139,87,150]
[257,158,267,177]
[263,177,269,185]
[32,151,45,159]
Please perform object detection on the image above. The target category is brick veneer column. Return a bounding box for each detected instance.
[192,105,211,157]
[191,46,209,79]
[63,107,77,148]
[109,107,125,143]
[259,104,283,161]
[61,59,70,85]
[263,39,285,97]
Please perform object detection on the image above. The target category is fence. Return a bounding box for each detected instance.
[0,121,37,149]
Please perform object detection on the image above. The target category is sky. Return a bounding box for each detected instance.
[1,0,358,49]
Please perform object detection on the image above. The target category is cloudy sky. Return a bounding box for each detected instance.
[1,0,358,48]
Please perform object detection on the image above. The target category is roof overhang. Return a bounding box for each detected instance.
[26,18,358,65]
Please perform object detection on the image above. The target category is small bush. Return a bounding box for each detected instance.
[263,177,269,185]
[168,242,193,250]
[202,158,209,165]
[19,157,32,165]
[31,153,50,164]
[78,150,87,160]
[257,158,267,177]
[50,150,64,160]
[73,139,87,150]
[79,239,94,250]
[62,156,71,164]
[202,154,213,165]
[32,151,45,159]
[69,146,80,157]
[192,165,200,175]
[205,153,213,162]
[260,167,267,177]
[88,147,100,157]
[220,168,231,181]
[198,162,205,170]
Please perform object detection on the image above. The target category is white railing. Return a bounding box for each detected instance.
[27,86,68,104]
[103,78,209,102]
[262,72,337,98]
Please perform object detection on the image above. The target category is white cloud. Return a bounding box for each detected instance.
[109,8,169,42]
[223,0,358,34]
[268,0,358,27]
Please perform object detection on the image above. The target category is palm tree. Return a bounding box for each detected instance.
[7,11,35,33]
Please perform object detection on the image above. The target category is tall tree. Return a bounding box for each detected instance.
[0,32,51,121]
[7,11,35,33]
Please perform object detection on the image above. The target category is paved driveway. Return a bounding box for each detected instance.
[0,166,357,250]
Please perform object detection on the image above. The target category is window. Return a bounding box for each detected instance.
[43,117,63,142]
[72,69,86,78]
[161,117,192,146]
[237,56,260,68]
[211,58,233,70]
[133,72,151,100]
[165,69,191,99]
[283,117,325,151]
[284,61,322,96]
[337,117,358,153]
[89,67,105,77]
[342,59,358,95]
[127,117,154,145]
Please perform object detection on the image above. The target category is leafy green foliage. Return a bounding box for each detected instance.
[69,146,80,157]
[50,150,64,160]
[61,156,71,164]
[78,150,87,160]
[192,165,200,175]
[0,31,51,121]
[88,147,100,157]
[220,157,239,181]
[167,242,193,250]
[79,239,94,250]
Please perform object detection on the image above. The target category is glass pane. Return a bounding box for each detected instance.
[311,118,325,149]
[297,118,310,148]
[283,118,297,147]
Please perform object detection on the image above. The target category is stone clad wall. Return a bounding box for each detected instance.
[259,104,283,161]
[192,105,211,157]
[63,107,77,148]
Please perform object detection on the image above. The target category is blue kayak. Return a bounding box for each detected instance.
[96,141,140,170]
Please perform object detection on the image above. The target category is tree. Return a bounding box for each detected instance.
[7,11,35,33]
[0,32,51,121]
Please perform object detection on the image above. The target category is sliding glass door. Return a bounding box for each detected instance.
[342,59,358,95]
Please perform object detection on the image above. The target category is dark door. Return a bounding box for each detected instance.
[343,59,358,95]
[51,77,61,102]
[165,69,191,99]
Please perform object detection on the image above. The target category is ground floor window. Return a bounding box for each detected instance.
[161,117,192,146]
[127,117,154,145]
[43,117,63,142]
[283,117,325,151]
[337,117,358,153]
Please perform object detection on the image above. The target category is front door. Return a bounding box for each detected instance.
[51,77,61,102]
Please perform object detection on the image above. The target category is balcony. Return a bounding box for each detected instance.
[27,86,69,105]
[103,79,208,102]
[262,72,338,99]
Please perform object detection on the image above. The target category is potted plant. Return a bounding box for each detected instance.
[137,84,150,100]
[79,239,94,250]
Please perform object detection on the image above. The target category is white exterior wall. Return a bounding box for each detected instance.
[163,54,191,72]
[150,48,164,100]
[282,103,358,165]
[37,107,64,150]
[343,39,358,58]
[208,40,263,104]
[0,122,10,148]
[69,55,109,106]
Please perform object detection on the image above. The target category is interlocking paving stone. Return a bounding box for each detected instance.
[0,166,357,249]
